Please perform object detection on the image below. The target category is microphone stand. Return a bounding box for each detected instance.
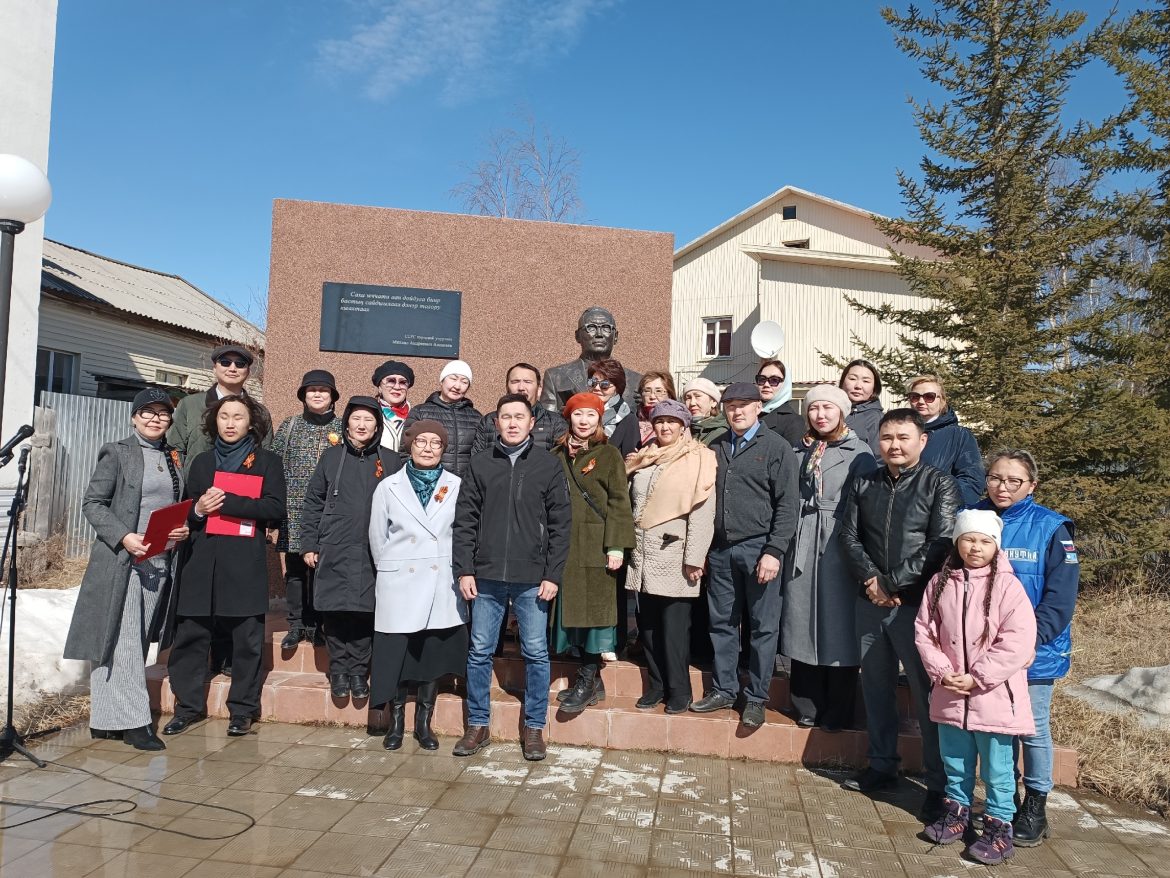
[0,444,46,766]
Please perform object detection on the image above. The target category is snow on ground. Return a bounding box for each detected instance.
[0,586,95,710]
[1068,665,1170,729]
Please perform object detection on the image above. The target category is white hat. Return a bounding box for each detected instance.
[952,509,1003,548]
[683,377,721,405]
[440,360,473,385]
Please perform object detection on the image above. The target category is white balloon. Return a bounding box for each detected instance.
[750,321,785,358]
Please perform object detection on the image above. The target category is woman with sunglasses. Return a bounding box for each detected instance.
[756,360,805,447]
[976,449,1079,847]
[587,359,640,458]
[906,374,985,506]
[372,360,415,452]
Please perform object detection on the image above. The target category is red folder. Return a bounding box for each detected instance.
[206,472,264,537]
[138,500,193,561]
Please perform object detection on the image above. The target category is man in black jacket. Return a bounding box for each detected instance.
[452,394,572,762]
[470,362,568,454]
[691,382,799,729]
[840,408,960,822]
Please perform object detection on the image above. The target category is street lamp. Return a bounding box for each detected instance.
[0,154,53,432]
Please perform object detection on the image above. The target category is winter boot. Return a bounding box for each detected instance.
[557,666,606,703]
[413,680,440,750]
[967,815,1014,865]
[382,687,408,751]
[123,725,166,752]
[559,659,601,714]
[923,798,969,845]
[1012,788,1050,847]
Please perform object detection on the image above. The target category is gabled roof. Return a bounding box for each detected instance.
[674,185,886,261]
[40,239,265,348]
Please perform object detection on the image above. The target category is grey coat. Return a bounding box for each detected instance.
[781,433,874,667]
[64,436,185,664]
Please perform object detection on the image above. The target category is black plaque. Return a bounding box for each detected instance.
[320,282,461,358]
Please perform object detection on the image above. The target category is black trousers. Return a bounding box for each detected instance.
[284,553,318,630]
[639,593,693,703]
[323,611,374,677]
[169,614,265,718]
[788,659,858,730]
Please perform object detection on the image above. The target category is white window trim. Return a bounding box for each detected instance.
[701,316,733,360]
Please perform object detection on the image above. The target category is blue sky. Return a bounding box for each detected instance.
[45,1,1133,323]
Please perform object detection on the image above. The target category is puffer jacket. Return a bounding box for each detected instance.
[403,391,483,477]
[921,410,985,507]
[840,461,961,605]
[914,551,1037,736]
[845,397,883,457]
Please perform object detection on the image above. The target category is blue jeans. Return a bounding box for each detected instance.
[938,723,1017,822]
[466,579,550,730]
[1014,679,1055,793]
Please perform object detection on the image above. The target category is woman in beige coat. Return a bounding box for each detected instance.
[625,400,717,713]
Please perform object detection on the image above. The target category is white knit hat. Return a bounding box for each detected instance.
[440,359,473,385]
[803,384,852,418]
[952,509,1003,548]
[682,377,721,405]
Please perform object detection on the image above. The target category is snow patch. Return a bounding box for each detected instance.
[1068,665,1170,728]
[0,586,89,709]
[547,746,602,769]
[460,764,529,785]
[295,784,362,800]
[1101,817,1170,837]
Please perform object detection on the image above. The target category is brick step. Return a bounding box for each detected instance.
[143,665,1078,785]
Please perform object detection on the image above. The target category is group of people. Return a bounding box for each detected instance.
[64,307,1079,866]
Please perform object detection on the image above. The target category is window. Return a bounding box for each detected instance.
[156,368,188,387]
[781,205,797,220]
[35,348,77,400]
[702,317,733,358]
[782,239,810,249]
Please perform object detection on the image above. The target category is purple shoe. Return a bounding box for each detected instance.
[923,798,969,845]
[967,815,1014,864]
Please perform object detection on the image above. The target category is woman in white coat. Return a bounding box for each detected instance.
[369,420,467,751]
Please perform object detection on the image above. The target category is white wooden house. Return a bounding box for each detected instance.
[38,239,264,402]
[670,185,935,408]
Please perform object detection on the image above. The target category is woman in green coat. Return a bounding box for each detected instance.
[553,392,635,714]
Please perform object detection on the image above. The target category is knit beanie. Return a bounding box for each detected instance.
[404,419,449,450]
[803,384,853,419]
[563,392,604,419]
[650,399,692,429]
[440,360,473,385]
[953,509,1003,548]
[682,377,721,406]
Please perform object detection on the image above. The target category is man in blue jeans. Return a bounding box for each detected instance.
[451,394,572,761]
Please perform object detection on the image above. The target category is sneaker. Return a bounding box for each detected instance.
[923,798,969,845]
[918,790,947,824]
[841,767,898,793]
[967,815,1014,864]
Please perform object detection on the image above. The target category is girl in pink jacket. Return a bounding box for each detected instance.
[914,509,1037,865]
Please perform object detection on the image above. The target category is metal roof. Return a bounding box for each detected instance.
[40,238,265,348]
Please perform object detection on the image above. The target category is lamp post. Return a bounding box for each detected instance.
[0,154,53,434]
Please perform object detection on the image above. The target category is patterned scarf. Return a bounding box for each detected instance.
[802,430,853,499]
[567,435,591,457]
[406,460,442,507]
[380,398,410,421]
[601,395,631,437]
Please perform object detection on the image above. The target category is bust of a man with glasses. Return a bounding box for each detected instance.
[539,307,642,413]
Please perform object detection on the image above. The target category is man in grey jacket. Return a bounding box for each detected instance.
[691,382,799,728]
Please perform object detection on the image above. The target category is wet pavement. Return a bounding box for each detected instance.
[0,720,1167,877]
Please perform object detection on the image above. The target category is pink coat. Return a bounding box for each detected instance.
[914,551,1037,736]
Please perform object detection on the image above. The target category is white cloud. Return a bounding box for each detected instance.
[317,0,615,102]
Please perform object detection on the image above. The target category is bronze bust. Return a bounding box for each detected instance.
[539,307,642,412]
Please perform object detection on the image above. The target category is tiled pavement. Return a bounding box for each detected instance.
[0,720,1166,877]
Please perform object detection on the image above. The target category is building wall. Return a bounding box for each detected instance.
[38,297,262,398]
[0,0,57,488]
[265,200,674,427]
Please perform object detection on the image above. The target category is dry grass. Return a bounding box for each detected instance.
[15,691,90,738]
[1053,574,1170,815]
[23,555,88,590]
[17,534,87,590]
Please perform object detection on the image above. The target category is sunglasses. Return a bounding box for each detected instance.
[380,377,410,387]
[216,357,249,369]
[587,378,614,390]
[908,391,939,404]
[754,374,784,387]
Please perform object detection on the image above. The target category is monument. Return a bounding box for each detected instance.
[539,306,642,413]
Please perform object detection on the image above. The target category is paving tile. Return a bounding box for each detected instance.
[329,801,429,838]
[55,816,161,849]
[731,838,821,877]
[231,764,324,794]
[731,806,813,846]
[195,787,289,822]
[3,840,119,876]
[288,830,398,875]
[210,825,323,868]
[249,722,316,743]
[593,767,662,798]
[580,794,657,829]
[650,828,734,873]
[293,769,384,800]
[130,782,218,820]
[568,822,653,865]
[599,749,664,773]
[145,733,232,758]
[655,798,732,836]
[506,787,587,822]
[0,834,46,866]
[0,805,85,841]
[374,839,480,877]
[465,847,562,877]
[812,844,908,877]
[184,861,284,877]
[1052,839,1157,876]
[365,775,449,807]
[435,781,519,815]
[476,742,534,764]
[546,745,605,771]
[557,860,647,878]
[268,743,348,770]
[459,760,532,786]
[0,766,85,800]
[84,849,203,878]
[204,739,291,764]
[409,807,500,846]
[330,749,405,776]
[522,763,597,793]
[168,758,257,788]
[256,793,355,830]
[393,753,468,782]
[808,813,894,851]
[897,852,989,877]
[660,768,732,805]
[1135,849,1170,878]
[130,816,234,860]
[486,815,576,855]
[296,726,372,748]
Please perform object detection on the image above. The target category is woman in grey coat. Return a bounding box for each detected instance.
[63,388,189,750]
[781,384,874,732]
[840,359,884,457]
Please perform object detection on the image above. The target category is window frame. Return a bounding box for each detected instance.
[701,316,733,360]
[35,347,78,399]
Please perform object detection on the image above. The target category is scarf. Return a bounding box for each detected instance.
[802,430,854,499]
[406,461,442,508]
[601,395,631,437]
[761,368,793,412]
[567,434,591,457]
[625,434,717,530]
[136,432,181,502]
[214,433,256,473]
[380,398,410,421]
[303,407,335,426]
[637,407,655,444]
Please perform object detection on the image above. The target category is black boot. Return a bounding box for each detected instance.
[1012,787,1050,847]
[123,725,166,751]
[382,687,408,751]
[413,681,440,751]
[560,659,600,714]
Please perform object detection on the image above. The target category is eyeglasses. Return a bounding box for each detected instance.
[754,374,783,387]
[582,323,615,335]
[587,378,613,390]
[908,391,939,404]
[986,474,1028,491]
[380,377,410,387]
[137,410,173,423]
[215,357,249,369]
[412,438,444,450]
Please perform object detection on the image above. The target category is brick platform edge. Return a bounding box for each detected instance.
[145,618,1079,786]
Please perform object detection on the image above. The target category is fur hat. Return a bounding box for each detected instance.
[953,509,1003,548]
[440,360,473,384]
